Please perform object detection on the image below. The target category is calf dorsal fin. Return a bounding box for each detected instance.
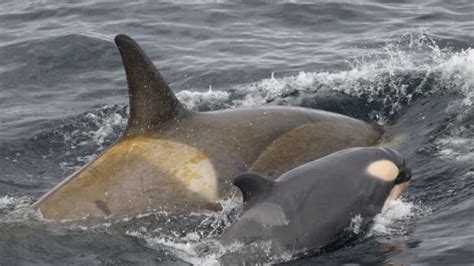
[233,173,274,204]
[115,34,186,135]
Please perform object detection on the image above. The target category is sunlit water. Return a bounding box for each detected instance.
[1,0,473,264]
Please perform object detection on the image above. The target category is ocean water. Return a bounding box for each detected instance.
[0,0,473,264]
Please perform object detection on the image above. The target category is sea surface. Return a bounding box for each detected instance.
[0,0,473,264]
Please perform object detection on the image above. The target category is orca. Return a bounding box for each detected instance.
[33,35,382,220]
[220,147,411,261]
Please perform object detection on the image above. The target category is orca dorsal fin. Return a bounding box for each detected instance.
[233,173,274,204]
[114,34,186,135]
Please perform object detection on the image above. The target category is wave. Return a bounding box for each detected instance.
[177,31,473,124]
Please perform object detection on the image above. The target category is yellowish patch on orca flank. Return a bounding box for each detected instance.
[367,160,399,181]
[121,137,219,201]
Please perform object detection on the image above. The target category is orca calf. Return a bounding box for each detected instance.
[33,35,381,220]
[221,147,411,261]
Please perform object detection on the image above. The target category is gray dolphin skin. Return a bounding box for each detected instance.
[33,35,382,220]
[220,147,411,259]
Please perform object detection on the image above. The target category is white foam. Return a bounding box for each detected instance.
[127,230,223,265]
[177,86,230,110]
[83,112,126,148]
[0,196,41,223]
[0,195,17,209]
[369,198,429,236]
[437,48,474,106]
[128,229,292,265]
[62,105,126,149]
[347,214,363,234]
[436,136,474,162]
[77,107,127,150]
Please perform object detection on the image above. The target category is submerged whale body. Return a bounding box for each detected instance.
[220,147,411,262]
[33,34,382,220]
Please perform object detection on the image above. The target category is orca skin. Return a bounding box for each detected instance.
[33,35,382,220]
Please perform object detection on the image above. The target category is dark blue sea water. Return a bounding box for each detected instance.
[1,0,473,264]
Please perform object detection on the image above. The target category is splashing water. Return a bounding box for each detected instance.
[370,198,430,237]
[65,105,128,151]
[0,196,40,223]
[122,197,242,265]
[347,214,364,235]
[0,196,17,209]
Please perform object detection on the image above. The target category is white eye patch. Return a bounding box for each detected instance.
[366,160,399,181]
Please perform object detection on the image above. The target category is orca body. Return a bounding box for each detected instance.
[33,35,381,220]
[221,147,411,260]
